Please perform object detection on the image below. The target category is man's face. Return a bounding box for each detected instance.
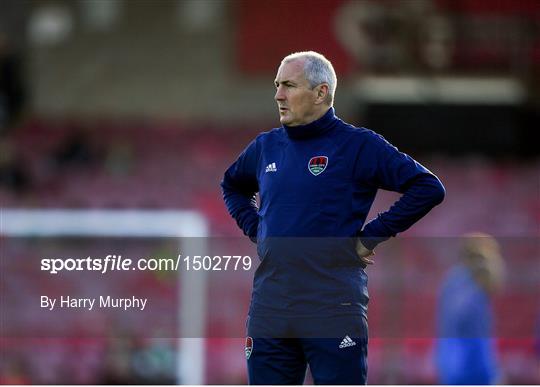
[274,59,318,126]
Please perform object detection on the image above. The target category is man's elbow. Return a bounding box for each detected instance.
[221,173,235,196]
[220,178,227,193]
[431,178,446,206]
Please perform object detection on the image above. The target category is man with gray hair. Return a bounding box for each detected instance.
[274,51,337,126]
[222,51,445,384]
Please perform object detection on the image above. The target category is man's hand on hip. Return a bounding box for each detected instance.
[356,239,375,265]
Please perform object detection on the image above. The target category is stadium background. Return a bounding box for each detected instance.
[1,0,539,384]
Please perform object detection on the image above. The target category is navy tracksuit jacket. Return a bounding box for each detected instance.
[221,107,445,384]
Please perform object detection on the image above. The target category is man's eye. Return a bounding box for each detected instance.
[275,83,294,88]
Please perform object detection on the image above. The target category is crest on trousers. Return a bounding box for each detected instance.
[245,336,253,360]
[308,156,328,176]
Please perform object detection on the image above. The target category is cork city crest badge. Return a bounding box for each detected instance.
[308,156,328,176]
[245,336,253,360]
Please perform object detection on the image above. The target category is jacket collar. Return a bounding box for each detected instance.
[283,107,338,140]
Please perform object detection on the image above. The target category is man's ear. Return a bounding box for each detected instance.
[314,84,329,105]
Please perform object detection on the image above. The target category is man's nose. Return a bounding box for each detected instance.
[275,86,285,101]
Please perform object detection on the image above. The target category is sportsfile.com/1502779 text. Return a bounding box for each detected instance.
[40,254,253,274]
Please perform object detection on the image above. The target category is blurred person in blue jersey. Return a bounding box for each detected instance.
[221,51,445,384]
[436,233,505,385]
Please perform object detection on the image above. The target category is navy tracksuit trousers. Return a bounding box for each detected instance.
[246,314,368,385]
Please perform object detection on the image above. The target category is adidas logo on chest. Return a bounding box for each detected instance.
[265,162,277,173]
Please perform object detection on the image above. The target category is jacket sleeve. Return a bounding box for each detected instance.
[221,139,259,241]
[358,132,445,250]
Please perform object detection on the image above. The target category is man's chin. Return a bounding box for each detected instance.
[279,115,294,126]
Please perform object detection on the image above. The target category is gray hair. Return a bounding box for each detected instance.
[281,51,337,105]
